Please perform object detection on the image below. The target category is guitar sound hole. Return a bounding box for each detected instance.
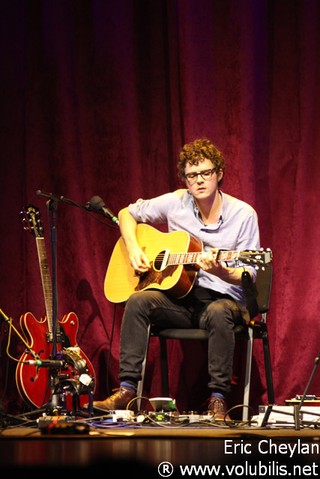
[154,251,166,271]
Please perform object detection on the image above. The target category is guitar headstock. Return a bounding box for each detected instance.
[238,249,273,268]
[21,205,44,238]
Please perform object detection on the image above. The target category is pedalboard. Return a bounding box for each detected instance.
[97,410,214,424]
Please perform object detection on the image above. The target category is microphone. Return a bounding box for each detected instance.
[86,195,119,225]
[24,359,65,368]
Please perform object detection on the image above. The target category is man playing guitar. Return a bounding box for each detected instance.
[95,138,261,421]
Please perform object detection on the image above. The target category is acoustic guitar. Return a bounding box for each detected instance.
[15,205,95,409]
[104,223,272,303]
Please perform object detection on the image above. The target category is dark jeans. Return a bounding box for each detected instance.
[119,287,246,395]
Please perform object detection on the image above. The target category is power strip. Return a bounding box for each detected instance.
[137,412,214,424]
[99,409,135,422]
[90,410,214,424]
[172,413,213,424]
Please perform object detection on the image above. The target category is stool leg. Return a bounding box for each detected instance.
[136,324,151,410]
[159,336,169,396]
[261,326,275,404]
[242,328,254,421]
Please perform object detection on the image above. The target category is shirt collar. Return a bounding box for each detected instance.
[192,191,224,229]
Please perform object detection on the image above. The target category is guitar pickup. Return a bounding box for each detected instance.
[46,331,64,343]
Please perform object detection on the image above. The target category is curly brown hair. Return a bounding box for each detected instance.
[177,138,225,186]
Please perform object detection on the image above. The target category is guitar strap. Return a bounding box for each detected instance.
[241,270,259,320]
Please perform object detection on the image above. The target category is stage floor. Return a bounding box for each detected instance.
[1,411,320,477]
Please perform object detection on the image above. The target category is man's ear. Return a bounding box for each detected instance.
[217,169,224,182]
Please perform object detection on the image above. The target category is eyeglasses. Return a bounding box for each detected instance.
[184,168,216,186]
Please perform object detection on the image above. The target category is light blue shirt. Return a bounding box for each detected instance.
[128,189,260,305]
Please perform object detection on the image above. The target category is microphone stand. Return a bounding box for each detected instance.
[36,190,119,227]
[261,351,320,430]
[45,198,61,413]
[47,198,58,358]
[35,190,113,417]
[293,350,320,430]
[37,190,88,213]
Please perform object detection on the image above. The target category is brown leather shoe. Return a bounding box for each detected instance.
[208,397,231,422]
[93,387,136,411]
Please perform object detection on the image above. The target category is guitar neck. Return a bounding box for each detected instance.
[167,249,241,266]
[35,237,53,334]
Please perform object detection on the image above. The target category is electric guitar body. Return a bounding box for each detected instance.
[15,313,52,407]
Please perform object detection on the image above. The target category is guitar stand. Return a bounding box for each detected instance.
[53,375,95,417]
[17,374,95,420]
[1,308,94,420]
[3,194,98,421]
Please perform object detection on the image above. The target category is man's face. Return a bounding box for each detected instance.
[184,159,223,200]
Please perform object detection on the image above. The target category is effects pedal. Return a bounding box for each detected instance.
[38,415,90,435]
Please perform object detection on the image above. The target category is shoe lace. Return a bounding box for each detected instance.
[209,397,224,406]
[110,386,131,396]
[110,387,121,396]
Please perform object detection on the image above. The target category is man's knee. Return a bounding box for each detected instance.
[125,290,166,313]
[204,299,239,327]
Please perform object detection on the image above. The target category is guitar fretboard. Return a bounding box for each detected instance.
[36,238,53,335]
[167,250,240,266]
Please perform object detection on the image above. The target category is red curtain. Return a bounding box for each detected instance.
[1,0,320,415]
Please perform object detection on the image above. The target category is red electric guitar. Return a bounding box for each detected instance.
[15,205,95,409]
